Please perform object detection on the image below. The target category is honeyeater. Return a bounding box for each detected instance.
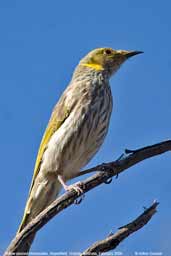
[17,47,142,251]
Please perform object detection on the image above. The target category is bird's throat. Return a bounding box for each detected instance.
[81,63,104,71]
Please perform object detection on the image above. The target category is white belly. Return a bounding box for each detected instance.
[40,103,111,180]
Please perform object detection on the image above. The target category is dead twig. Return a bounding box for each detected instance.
[81,201,159,256]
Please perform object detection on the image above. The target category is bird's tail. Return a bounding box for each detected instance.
[16,179,62,253]
[17,208,32,234]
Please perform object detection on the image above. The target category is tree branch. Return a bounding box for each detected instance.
[81,201,159,256]
[4,140,171,255]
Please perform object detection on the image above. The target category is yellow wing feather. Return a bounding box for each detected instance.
[18,96,70,233]
[28,120,61,194]
[28,104,69,195]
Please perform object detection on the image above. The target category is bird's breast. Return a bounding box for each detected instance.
[41,84,113,180]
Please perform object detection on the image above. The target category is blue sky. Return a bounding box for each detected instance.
[0,0,171,255]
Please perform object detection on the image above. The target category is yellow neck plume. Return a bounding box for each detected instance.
[81,63,104,71]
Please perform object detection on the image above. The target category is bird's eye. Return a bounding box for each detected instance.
[104,49,112,55]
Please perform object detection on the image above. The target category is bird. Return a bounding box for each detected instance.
[17,47,142,252]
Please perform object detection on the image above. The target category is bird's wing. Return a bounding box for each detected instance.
[17,96,70,233]
[28,96,70,195]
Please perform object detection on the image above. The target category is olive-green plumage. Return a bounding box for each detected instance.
[17,47,142,253]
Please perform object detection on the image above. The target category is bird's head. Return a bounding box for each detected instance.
[79,47,143,77]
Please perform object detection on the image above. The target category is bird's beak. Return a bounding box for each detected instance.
[125,51,144,58]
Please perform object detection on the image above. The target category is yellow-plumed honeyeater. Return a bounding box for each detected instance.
[17,47,142,250]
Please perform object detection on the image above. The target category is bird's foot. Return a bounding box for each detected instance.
[64,181,85,205]
[64,181,84,195]
[58,175,85,204]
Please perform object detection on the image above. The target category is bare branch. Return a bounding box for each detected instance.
[4,140,171,255]
[74,139,171,178]
[81,201,159,256]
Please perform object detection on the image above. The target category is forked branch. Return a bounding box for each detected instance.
[4,140,171,255]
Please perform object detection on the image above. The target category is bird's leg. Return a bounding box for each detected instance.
[58,175,84,195]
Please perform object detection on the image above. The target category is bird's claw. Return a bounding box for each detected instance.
[65,181,85,205]
[66,181,84,195]
[74,193,85,205]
